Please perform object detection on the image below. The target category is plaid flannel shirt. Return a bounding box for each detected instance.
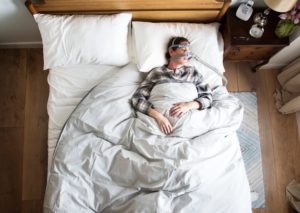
[131,65,212,114]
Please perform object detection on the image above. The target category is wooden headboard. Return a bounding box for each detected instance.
[25,0,231,22]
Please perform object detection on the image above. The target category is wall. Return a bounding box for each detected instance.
[0,0,41,48]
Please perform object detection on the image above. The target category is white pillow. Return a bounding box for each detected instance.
[34,13,132,70]
[132,21,225,83]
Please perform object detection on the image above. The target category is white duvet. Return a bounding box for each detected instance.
[44,63,252,212]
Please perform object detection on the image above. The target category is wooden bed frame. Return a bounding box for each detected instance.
[25,0,231,22]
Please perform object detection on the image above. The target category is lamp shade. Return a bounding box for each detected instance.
[264,0,297,12]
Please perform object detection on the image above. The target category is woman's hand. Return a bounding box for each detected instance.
[155,115,173,135]
[148,108,173,134]
[169,101,200,117]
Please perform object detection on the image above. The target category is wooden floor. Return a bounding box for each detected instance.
[0,48,299,213]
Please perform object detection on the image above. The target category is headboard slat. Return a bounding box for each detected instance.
[25,0,231,22]
[37,0,225,10]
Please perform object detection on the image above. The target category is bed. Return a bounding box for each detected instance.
[26,0,252,212]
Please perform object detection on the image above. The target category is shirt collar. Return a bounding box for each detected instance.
[164,65,184,75]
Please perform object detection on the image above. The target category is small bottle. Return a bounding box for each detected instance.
[236,0,254,21]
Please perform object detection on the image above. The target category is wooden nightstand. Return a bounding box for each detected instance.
[222,8,289,70]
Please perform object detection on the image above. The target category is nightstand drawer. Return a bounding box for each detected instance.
[225,46,283,60]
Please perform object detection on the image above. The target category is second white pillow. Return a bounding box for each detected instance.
[132,21,225,76]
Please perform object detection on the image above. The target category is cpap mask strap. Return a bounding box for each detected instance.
[168,43,191,49]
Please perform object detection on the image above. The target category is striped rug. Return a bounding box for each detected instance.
[232,92,265,208]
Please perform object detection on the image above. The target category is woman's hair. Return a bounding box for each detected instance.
[165,37,190,60]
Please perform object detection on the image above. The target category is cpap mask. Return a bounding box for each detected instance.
[168,40,227,86]
[169,43,193,61]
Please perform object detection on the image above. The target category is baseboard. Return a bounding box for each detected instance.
[0,42,42,48]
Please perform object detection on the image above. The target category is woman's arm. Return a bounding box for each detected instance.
[194,71,212,110]
[132,69,173,134]
[131,71,156,114]
[148,107,173,135]
[169,101,201,117]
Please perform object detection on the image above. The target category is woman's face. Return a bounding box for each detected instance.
[169,41,190,65]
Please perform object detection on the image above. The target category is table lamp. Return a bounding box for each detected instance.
[249,0,297,38]
[264,0,297,12]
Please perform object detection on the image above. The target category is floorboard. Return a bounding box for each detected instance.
[256,69,283,213]
[22,49,48,201]
[0,49,27,127]
[0,127,24,213]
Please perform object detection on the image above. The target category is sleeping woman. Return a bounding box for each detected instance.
[131,37,213,136]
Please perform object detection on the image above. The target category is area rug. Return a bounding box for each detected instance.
[232,92,265,208]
